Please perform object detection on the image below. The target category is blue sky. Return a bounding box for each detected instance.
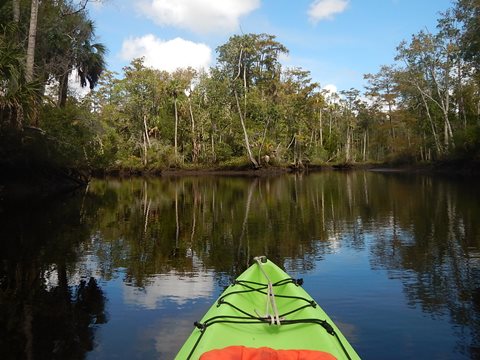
[89,0,454,92]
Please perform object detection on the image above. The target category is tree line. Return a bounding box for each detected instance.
[1,0,479,174]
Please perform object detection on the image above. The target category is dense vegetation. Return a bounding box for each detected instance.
[1,0,479,180]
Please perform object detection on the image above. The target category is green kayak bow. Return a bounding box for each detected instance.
[176,256,361,360]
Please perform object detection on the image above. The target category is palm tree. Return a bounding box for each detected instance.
[77,39,107,90]
[0,26,40,128]
[57,18,106,107]
[25,0,39,83]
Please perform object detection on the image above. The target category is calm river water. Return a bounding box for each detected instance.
[1,171,480,359]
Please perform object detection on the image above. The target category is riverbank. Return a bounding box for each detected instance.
[2,159,479,201]
[92,158,480,178]
[368,159,480,176]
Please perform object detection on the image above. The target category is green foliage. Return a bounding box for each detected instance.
[147,142,182,169]
[214,142,234,162]
[216,33,288,89]
[308,147,330,165]
[456,0,480,72]
[452,126,480,160]
[39,103,99,169]
[384,150,417,166]
[0,25,41,128]
[0,126,49,169]
[217,156,252,170]
[115,155,144,173]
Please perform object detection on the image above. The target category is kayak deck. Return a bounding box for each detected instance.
[175,257,360,359]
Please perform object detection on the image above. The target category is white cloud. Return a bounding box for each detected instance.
[323,84,338,94]
[137,0,260,34]
[322,84,340,104]
[308,0,349,23]
[120,35,212,72]
[69,70,92,97]
[88,1,104,10]
[123,270,215,309]
[44,69,91,102]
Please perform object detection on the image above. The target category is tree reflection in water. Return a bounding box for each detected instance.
[367,174,480,357]
[85,173,480,357]
[0,193,107,360]
[1,172,479,359]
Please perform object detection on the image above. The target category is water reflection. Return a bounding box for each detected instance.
[1,172,479,359]
[0,194,107,360]
[123,261,215,309]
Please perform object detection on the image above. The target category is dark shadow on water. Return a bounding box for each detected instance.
[0,190,107,360]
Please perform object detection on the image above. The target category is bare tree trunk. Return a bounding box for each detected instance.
[13,0,20,23]
[457,61,467,130]
[12,0,21,62]
[363,130,367,161]
[142,133,148,165]
[442,108,454,150]
[418,88,442,155]
[319,107,323,148]
[143,181,151,235]
[386,84,396,143]
[25,0,39,83]
[387,109,395,143]
[199,122,205,160]
[143,114,151,147]
[329,112,332,137]
[233,47,259,169]
[211,133,216,162]
[292,136,304,168]
[58,72,69,108]
[188,97,198,162]
[238,179,257,258]
[210,120,216,162]
[190,181,198,245]
[345,125,351,163]
[243,62,248,117]
[174,94,179,157]
[234,88,259,168]
[430,66,454,150]
[257,117,270,164]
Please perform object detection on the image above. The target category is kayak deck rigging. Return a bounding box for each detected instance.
[187,258,351,360]
[176,256,360,360]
